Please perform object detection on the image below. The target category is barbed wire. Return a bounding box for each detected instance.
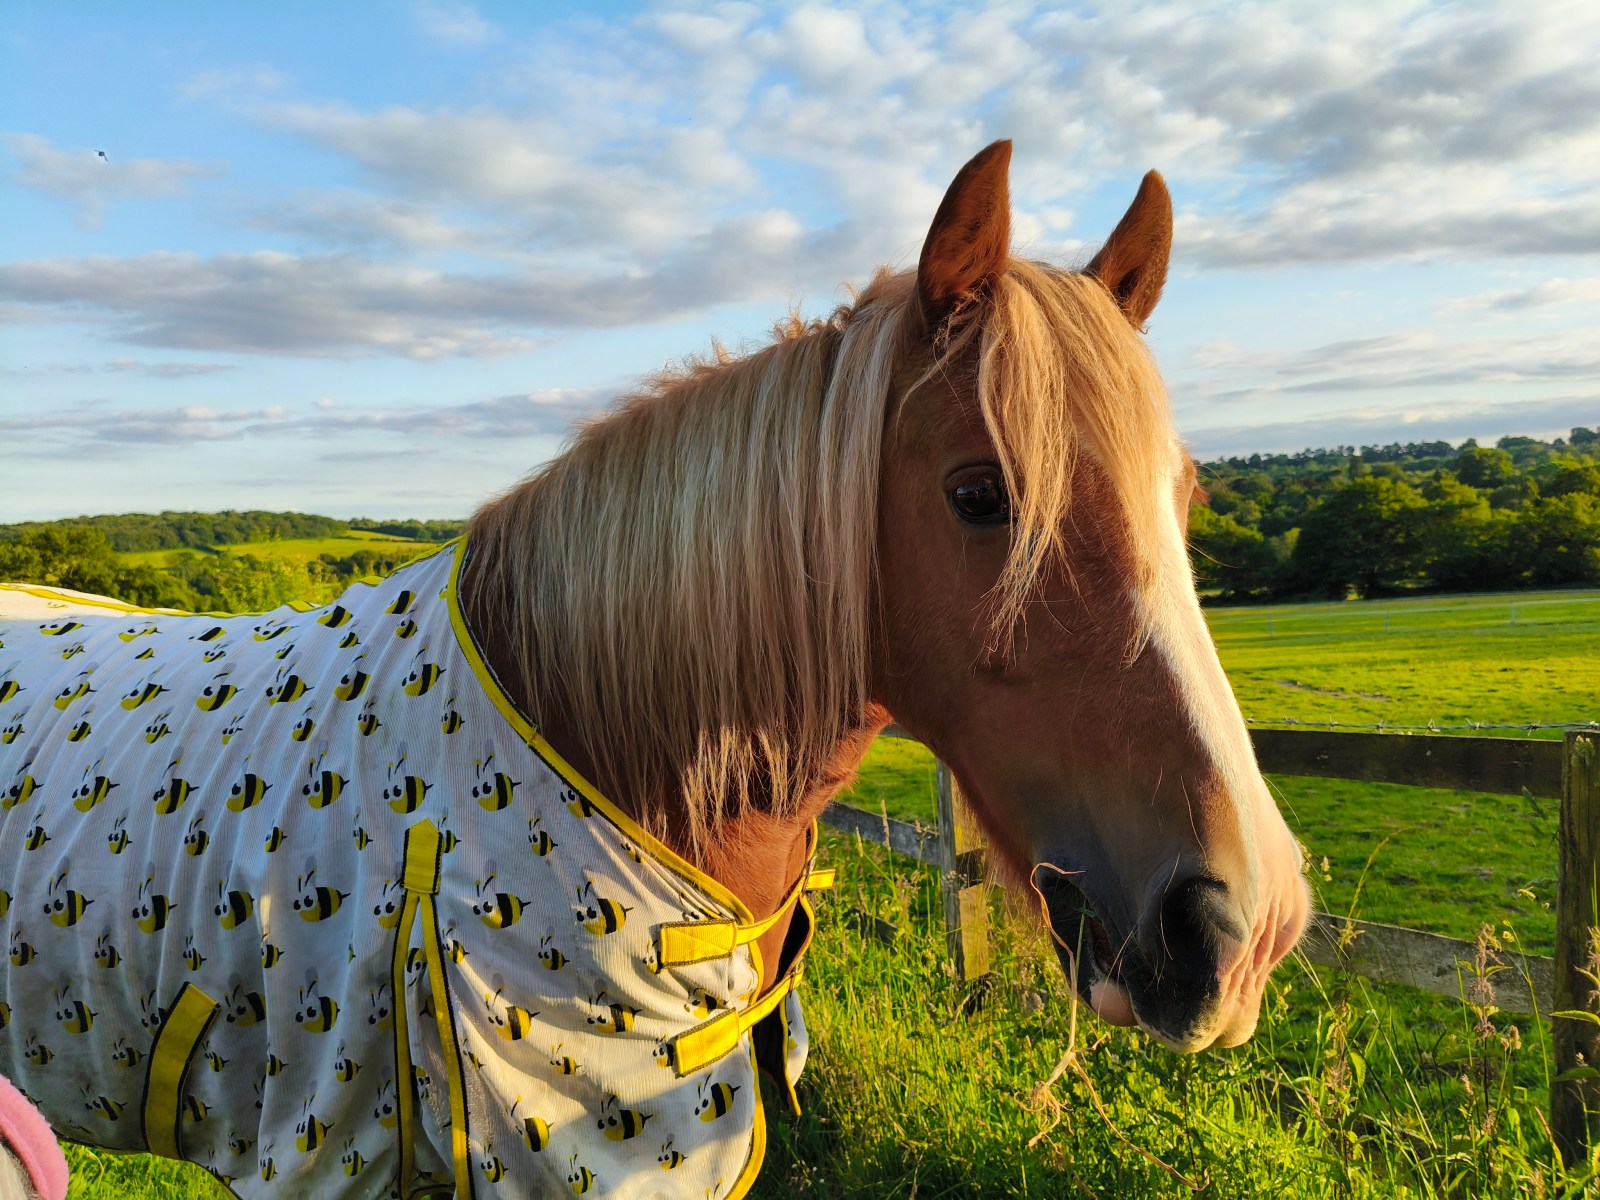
[1243,716,1600,734]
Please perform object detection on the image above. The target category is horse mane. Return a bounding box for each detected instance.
[467,259,1173,850]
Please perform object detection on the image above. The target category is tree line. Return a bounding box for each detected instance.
[1191,427,1600,599]
[4,429,1598,609]
[0,513,466,612]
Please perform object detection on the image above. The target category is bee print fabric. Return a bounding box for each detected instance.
[0,542,813,1199]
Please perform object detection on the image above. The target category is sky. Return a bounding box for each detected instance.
[2,0,1598,522]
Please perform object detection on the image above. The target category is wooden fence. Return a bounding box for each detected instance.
[819,726,1600,1165]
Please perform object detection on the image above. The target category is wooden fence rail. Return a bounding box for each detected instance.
[819,726,1600,1165]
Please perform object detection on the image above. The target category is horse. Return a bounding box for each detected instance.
[0,141,1308,1199]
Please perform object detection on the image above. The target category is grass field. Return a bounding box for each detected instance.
[52,587,1600,1197]
[119,530,437,569]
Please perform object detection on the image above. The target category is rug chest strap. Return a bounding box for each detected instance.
[394,819,474,1200]
[142,981,219,1160]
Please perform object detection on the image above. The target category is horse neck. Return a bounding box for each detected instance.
[459,551,885,990]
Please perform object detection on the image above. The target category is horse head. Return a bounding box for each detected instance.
[873,142,1308,1050]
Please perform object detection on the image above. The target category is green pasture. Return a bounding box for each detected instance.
[54,587,1600,1197]
[119,530,435,569]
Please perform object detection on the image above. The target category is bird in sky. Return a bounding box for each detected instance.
[96,150,108,161]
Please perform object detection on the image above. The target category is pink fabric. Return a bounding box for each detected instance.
[0,1074,68,1200]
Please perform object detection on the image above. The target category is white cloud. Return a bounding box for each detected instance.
[179,65,288,102]
[1,390,610,445]
[3,133,222,226]
[413,2,493,47]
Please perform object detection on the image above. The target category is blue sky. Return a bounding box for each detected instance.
[3,1,1597,521]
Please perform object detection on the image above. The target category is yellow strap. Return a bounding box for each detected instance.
[396,821,474,1199]
[658,853,822,968]
[392,889,421,1191]
[142,982,218,1159]
[672,969,801,1077]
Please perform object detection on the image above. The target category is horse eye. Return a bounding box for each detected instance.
[949,472,1010,524]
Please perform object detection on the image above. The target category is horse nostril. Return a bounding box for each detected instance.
[1149,876,1244,979]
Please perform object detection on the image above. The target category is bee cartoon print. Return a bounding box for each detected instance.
[71,760,116,812]
[142,709,173,744]
[295,974,339,1034]
[373,1079,399,1130]
[536,933,568,972]
[55,984,96,1035]
[94,932,121,969]
[585,991,639,1035]
[133,876,171,935]
[42,869,92,927]
[340,1137,366,1177]
[366,983,394,1032]
[119,670,167,710]
[214,879,254,931]
[194,668,237,713]
[221,983,265,1028]
[439,694,464,735]
[658,1140,688,1171]
[485,981,536,1042]
[383,746,431,812]
[182,934,207,971]
[105,814,131,855]
[510,1095,550,1152]
[566,1152,597,1195]
[333,1043,359,1083]
[575,879,631,935]
[597,1093,653,1142]
[301,746,345,808]
[401,645,443,697]
[471,743,519,811]
[138,990,168,1035]
[694,1076,740,1123]
[226,758,270,812]
[52,666,94,710]
[109,1037,143,1070]
[4,744,41,809]
[290,705,317,743]
[293,865,347,922]
[472,870,527,930]
[151,749,195,814]
[183,812,209,856]
[372,879,404,929]
[64,703,94,743]
[527,815,557,857]
[332,654,368,702]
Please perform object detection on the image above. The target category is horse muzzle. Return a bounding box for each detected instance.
[1032,862,1284,1052]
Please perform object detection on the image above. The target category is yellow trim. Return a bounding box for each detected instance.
[0,541,453,619]
[673,969,801,1077]
[397,820,474,1200]
[442,537,755,923]
[723,1040,769,1200]
[805,868,835,891]
[142,982,219,1160]
[0,583,189,615]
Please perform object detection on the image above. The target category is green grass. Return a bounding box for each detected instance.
[1207,588,1600,733]
[119,530,437,569]
[53,585,1600,1197]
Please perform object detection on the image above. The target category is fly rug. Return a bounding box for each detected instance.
[0,142,1310,1199]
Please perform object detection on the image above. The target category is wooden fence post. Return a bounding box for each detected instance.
[935,761,990,982]
[1553,730,1600,1166]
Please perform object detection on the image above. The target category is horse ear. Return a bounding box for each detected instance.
[1085,170,1172,327]
[916,139,1012,326]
